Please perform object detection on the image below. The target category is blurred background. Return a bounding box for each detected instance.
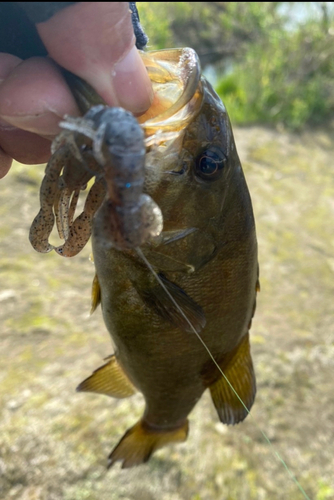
[1,3,334,500]
[141,1,334,131]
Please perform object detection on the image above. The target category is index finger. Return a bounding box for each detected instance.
[37,2,153,114]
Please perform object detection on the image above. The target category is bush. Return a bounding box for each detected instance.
[216,24,334,130]
[138,2,334,130]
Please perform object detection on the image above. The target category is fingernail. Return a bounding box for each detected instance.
[0,111,62,136]
[113,46,153,114]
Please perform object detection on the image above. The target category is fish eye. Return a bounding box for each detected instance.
[195,147,227,181]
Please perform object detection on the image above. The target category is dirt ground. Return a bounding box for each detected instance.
[1,125,334,500]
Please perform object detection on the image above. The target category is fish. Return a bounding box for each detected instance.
[71,48,259,468]
[29,47,258,468]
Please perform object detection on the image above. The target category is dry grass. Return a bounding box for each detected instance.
[1,125,334,500]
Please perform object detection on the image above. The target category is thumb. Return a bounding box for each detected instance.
[36,2,153,114]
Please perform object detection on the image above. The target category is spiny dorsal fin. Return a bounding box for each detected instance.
[209,333,256,425]
[90,273,101,314]
[139,274,206,333]
[76,355,136,399]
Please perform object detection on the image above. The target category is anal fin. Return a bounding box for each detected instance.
[108,419,189,468]
[76,354,136,399]
[209,333,256,425]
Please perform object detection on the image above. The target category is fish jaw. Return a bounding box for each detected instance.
[139,48,202,132]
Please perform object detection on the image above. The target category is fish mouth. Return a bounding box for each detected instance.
[138,48,203,141]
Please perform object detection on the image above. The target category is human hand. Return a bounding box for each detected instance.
[0,2,153,178]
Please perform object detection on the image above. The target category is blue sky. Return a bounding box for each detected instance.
[279,2,334,30]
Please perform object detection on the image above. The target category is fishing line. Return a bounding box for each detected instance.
[136,246,312,500]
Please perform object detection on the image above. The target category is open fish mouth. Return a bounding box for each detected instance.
[139,48,203,139]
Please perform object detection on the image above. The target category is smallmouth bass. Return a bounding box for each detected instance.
[30,48,259,468]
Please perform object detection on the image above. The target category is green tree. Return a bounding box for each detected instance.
[138,2,334,130]
[216,12,334,129]
[139,3,285,67]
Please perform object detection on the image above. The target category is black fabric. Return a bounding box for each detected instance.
[16,2,76,24]
[0,2,47,59]
[0,2,148,60]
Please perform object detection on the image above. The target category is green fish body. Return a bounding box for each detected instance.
[78,49,259,468]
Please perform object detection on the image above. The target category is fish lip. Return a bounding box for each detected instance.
[139,48,203,142]
[142,48,201,127]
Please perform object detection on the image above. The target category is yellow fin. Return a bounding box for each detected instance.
[209,333,256,425]
[76,355,136,399]
[108,419,189,468]
[90,273,101,314]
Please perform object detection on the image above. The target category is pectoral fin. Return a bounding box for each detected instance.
[209,333,256,425]
[76,355,136,399]
[90,273,101,314]
[140,274,206,333]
